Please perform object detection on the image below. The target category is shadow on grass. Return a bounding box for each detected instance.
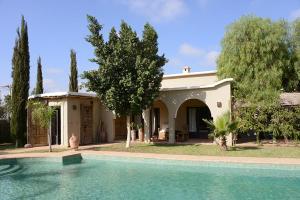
[229,146,261,151]
[0,143,15,151]
[147,143,202,148]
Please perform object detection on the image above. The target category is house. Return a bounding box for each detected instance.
[27,66,233,147]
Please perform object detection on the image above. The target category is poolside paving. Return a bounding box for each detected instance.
[1,144,300,165]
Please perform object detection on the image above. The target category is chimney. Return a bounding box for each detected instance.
[182,66,191,74]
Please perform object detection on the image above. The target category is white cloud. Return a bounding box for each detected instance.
[178,43,219,67]
[168,57,183,67]
[179,43,204,57]
[46,67,65,75]
[123,0,187,22]
[44,78,65,92]
[290,8,300,20]
[203,50,220,66]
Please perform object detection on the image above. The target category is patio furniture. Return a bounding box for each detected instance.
[176,125,189,142]
[158,124,169,141]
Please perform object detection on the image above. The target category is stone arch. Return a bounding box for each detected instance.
[174,95,212,118]
[175,98,213,139]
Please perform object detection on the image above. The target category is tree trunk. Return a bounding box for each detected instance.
[126,115,131,148]
[284,135,289,144]
[48,125,52,152]
[232,133,237,147]
[256,132,260,145]
[221,136,228,151]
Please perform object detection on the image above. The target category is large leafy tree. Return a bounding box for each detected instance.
[82,15,167,147]
[292,18,300,91]
[11,16,30,147]
[69,49,78,92]
[218,15,299,105]
[268,105,300,143]
[217,16,300,144]
[35,56,43,94]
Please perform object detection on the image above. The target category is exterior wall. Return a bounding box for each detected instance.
[29,96,115,146]
[66,97,115,145]
[156,80,232,145]
[98,101,114,142]
[67,98,81,144]
[158,81,231,120]
[93,99,101,142]
[161,72,217,89]
[28,72,232,146]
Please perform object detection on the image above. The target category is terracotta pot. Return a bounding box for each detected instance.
[69,134,79,150]
[131,130,136,141]
[138,128,144,142]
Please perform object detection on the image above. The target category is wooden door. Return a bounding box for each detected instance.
[80,104,93,145]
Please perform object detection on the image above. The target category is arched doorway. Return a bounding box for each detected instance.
[152,100,169,140]
[176,99,212,139]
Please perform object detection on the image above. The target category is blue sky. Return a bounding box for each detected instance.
[1,0,300,94]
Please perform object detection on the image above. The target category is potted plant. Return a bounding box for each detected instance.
[130,122,136,141]
[204,112,238,150]
[137,123,144,142]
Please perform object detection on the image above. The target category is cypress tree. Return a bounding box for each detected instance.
[35,56,43,94]
[69,49,78,92]
[11,16,30,147]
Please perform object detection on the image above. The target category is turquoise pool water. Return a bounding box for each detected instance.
[1,156,300,200]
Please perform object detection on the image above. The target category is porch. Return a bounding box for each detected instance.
[149,99,213,143]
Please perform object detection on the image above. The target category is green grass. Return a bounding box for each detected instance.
[0,144,15,151]
[93,142,300,158]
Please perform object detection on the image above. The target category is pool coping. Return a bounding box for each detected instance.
[1,150,300,165]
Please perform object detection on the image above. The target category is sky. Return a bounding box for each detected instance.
[1,0,300,95]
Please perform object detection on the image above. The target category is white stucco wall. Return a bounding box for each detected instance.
[161,71,217,89]
[155,80,232,145]
[158,81,232,119]
[98,101,115,142]
[67,98,81,143]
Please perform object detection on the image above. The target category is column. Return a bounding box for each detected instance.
[168,116,176,144]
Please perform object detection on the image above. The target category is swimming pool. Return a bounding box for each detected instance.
[1,155,300,200]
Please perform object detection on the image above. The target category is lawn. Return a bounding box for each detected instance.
[93,142,300,158]
[0,143,15,151]
[1,142,300,158]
